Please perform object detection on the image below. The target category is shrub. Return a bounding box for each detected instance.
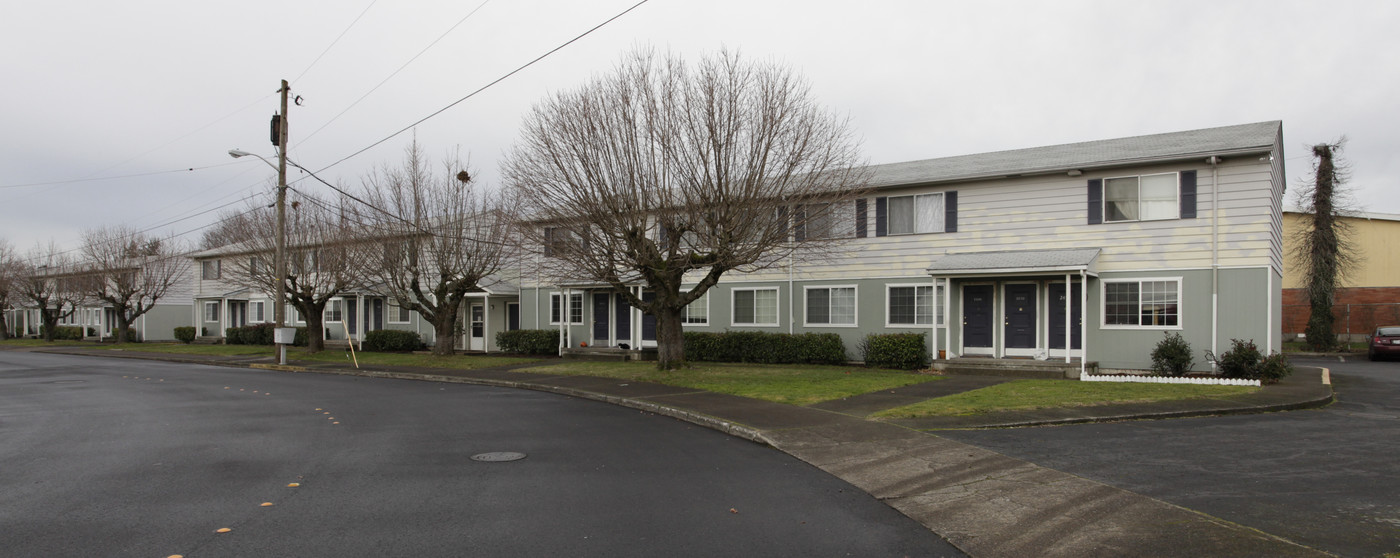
[858,333,929,370]
[496,329,561,355]
[242,323,276,345]
[294,326,309,347]
[1150,332,1195,376]
[225,327,243,345]
[174,326,197,344]
[683,331,846,365]
[42,326,85,340]
[111,328,141,342]
[363,329,424,352]
[201,326,209,337]
[1207,338,1294,384]
[86,327,97,337]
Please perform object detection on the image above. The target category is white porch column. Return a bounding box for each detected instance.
[1080,270,1088,377]
[943,276,951,361]
[484,295,492,353]
[558,288,567,355]
[1065,272,1072,364]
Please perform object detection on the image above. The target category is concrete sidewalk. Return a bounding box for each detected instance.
[30,346,1335,557]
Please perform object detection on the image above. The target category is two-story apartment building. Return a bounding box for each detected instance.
[190,244,520,351]
[519,121,1286,372]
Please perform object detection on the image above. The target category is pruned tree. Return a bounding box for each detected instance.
[355,141,516,356]
[0,239,19,340]
[502,48,869,369]
[1291,140,1357,351]
[79,226,190,343]
[17,242,82,342]
[213,190,367,352]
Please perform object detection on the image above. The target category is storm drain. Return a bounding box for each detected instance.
[471,452,527,463]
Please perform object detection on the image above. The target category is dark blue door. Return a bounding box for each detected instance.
[963,285,994,348]
[1048,283,1082,350]
[1004,284,1037,350]
[593,293,610,342]
[615,294,631,341]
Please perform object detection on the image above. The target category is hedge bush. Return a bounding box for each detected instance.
[1150,332,1194,376]
[110,327,140,342]
[363,329,423,352]
[683,331,847,365]
[496,329,561,355]
[42,326,85,340]
[174,326,197,344]
[1207,338,1294,384]
[221,323,277,345]
[858,332,929,370]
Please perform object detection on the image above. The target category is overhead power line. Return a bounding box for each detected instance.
[315,0,652,173]
[0,161,245,190]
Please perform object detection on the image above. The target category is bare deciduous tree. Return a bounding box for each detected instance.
[17,243,82,342]
[0,239,19,340]
[1291,140,1357,350]
[79,226,190,343]
[355,142,516,356]
[502,48,869,369]
[213,190,366,352]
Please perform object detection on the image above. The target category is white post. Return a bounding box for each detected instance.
[1065,273,1072,364]
[1080,270,1088,377]
[943,277,951,361]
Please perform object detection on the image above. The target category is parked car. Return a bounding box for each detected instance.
[1368,326,1400,361]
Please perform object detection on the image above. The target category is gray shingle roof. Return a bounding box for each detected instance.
[870,121,1281,188]
[926,248,1101,276]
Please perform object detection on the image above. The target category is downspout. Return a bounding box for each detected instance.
[788,254,794,335]
[1064,273,1071,364]
[1209,156,1221,371]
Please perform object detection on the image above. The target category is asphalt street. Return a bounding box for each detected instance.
[0,351,962,557]
[941,356,1400,558]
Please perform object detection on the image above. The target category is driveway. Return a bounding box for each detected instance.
[941,357,1400,557]
[0,351,961,557]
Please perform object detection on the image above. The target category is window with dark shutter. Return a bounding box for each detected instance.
[1180,170,1197,219]
[944,191,958,233]
[792,205,806,242]
[1087,179,1103,225]
[855,199,867,238]
[875,197,887,237]
[543,228,555,256]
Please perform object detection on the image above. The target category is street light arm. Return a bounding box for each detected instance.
[228,149,279,172]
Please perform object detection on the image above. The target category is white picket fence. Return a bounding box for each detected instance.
[1080,374,1261,387]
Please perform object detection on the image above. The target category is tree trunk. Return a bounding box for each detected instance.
[1306,143,1340,351]
[305,311,326,353]
[654,307,686,370]
[114,312,131,344]
[0,313,9,341]
[432,304,460,356]
[41,310,60,342]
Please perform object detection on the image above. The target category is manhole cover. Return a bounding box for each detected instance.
[471,452,527,462]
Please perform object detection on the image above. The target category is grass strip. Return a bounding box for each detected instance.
[515,360,939,406]
[872,379,1258,418]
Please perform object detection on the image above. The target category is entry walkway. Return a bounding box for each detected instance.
[32,346,1334,558]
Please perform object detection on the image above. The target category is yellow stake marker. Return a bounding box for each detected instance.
[287,482,300,488]
[333,422,340,425]
[168,555,183,558]
[216,528,231,533]
[322,412,330,415]
[315,408,322,411]
[261,502,274,507]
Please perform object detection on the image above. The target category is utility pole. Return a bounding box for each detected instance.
[274,79,290,365]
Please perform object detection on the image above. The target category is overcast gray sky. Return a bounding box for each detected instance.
[3,0,1397,256]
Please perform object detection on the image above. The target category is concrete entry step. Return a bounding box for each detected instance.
[934,357,1095,379]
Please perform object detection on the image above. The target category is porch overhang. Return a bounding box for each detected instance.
[925,248,1102,279]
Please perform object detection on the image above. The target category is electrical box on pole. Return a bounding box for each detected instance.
[270,113,281,146]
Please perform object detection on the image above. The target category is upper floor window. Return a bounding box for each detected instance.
[201,260,221,280]
[1104,173,1178,222]
[888,193,945,235]
[1103,278,1180,328]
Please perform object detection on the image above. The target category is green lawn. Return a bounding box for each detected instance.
[872,379,1258,418]
[0,338,94,348]
[515,361,940,406]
